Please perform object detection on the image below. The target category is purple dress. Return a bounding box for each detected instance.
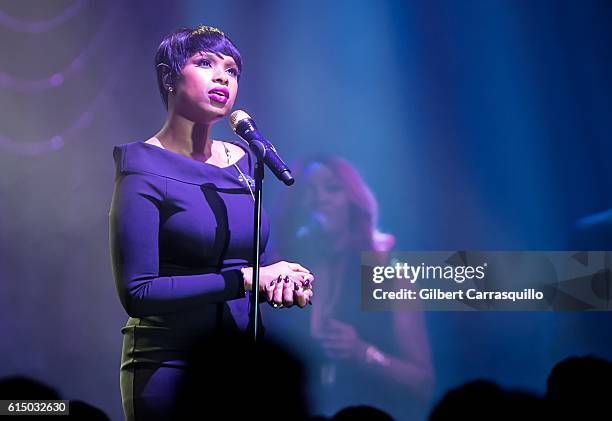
[109,140,269,420]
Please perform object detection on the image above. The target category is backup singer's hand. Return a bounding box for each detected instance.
[319,318,369,362]
[241,261,314,308]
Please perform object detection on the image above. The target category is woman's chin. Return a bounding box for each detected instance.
[191,106,229,124]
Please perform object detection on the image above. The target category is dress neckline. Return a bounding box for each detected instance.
[113,140,254,188]
[139,139,249,170]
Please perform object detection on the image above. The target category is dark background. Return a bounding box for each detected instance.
[1,1,612,419]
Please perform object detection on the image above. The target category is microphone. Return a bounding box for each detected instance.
[229,110,294,186]
[296,211,330,240]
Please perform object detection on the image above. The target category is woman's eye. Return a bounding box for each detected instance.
[197,59,211,67]
[227,67,239,77]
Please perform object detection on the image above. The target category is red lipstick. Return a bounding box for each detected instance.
[208,86,230,104]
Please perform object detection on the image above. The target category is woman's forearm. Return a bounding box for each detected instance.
[361,344,434,401]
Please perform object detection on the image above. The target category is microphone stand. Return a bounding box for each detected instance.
[248,141,266,342]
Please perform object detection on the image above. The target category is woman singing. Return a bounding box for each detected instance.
[109,26,314,421]
[273,157,433,420]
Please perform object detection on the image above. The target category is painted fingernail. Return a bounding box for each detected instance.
[284,276,290,283]
[294,283,300,291]
[270,280,275,286]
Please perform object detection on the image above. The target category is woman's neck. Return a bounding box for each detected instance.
[155,112,214,160]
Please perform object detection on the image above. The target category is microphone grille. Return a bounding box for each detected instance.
[229,110,251,131]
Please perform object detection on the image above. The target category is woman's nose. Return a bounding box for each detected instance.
[213,70,229,85]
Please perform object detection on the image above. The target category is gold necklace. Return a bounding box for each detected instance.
[222,142,255,201]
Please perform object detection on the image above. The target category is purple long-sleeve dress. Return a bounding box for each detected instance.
[109,140,269,420]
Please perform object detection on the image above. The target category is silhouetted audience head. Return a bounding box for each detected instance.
[546,355,612,419]
[68,400,110,420]
[429,380,544,421]
[0,376,60,399]
[175,331,309,420]
[332,405,394,420]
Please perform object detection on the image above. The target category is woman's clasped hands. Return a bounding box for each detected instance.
[241,261,314,308]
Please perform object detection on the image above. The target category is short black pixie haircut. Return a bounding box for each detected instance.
[154,25,242,109]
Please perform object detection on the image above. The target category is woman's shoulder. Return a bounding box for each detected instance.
[113,139,154,156]
[112,140,187,182]
[112,140,158,172]
[112,139,252,186]
[113,140,144,168]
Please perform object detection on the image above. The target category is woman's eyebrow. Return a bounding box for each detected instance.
[194,51,215,60]
[220,55,237,67]
[194,52,236,67]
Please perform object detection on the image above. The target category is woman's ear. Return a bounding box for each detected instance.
[157,63,174,92]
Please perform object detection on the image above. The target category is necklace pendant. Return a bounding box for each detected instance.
[238,173,256,189]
